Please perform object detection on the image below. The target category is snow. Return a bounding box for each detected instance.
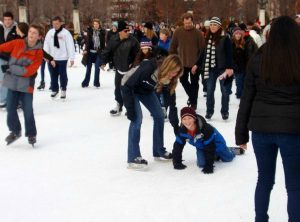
[0,53,288,222]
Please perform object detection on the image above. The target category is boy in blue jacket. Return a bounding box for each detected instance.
[173,107,244,174]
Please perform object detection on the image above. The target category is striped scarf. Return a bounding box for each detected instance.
[203,36,216,79]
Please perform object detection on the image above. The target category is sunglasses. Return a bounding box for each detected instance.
[123,29,130,33]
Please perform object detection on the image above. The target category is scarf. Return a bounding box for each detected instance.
[54,26,63,48]
[203,36,216,79]
[92,29,100,50]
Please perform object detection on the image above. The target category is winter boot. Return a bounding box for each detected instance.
[5,132,21,145]
[37,81,45,90]
[127,157,148,170]
[28,136,36,147]
[110,103,122,116]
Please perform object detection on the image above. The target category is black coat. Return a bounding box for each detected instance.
[0,25,17,44]
[84,27,106,55]
[235,46,300,145]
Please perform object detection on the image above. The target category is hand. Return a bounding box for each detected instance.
[70,60,74,67]
[1,64,9,73]
[50,60,56,68]
[225,69,234,77]
[202,165,214,174]
[174,162,187,170]
[240,144,247,150]
[100,65,106,71]
[219,69,234,80]
[191,65,198,74]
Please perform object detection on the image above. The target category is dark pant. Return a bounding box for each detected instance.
[235,72,245,98]
[82,52,101,87]
[252,132,300,222]
[200,72,207,93]
[206,68,230,115]
[180,67,200,106]
[40,60,46,83]
[114,70,124,107]
[48,60,68,92]
[6,89,36,137]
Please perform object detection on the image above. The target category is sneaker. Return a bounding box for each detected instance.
[229,147,245,155]
[222,113,229,120]
[5,132,21,145]
[205,113,213,119]
[154,151,173,161]
[51,91,59,98]
[127,157,148,170]
[28,136,36,146]
[110,103,122,116]
[60,90,66,99]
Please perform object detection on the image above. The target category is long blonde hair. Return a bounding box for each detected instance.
[156,54,183,95]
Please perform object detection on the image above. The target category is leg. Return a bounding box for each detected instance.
[58,60,68,91]
[127,96,143,162]
[82,53,93,87]
[277,134,300,222]
[196,149,205,167]
[139,92,166,157]
[179,67,192,103]
[48,62,59,92]
[206,70,218,115]
[6,90,21,134]
[219,78,230,115]
[40,60,46,83]
[114,71,124,107]
[20,93,37,137]
[93,55,101,87]
[252,132,278,222]
[214,129,235,162]
[189,69,200,107]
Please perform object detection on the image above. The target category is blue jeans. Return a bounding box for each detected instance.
[0,58,8,104]
[6,89,36,136]
[252,132,300,222]
[82,52,101,87]
[127,92,166,162]
[39,60,46,83]
[206,68,230,115]
[48,60,68,92]
[235,72,245,98]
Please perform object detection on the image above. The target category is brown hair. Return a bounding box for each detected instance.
[92,18,101,27]
[232,32,245,49]
[156,54,183,95]
[29,24,44,37]
[181,13,193,21]
[159,28,170,37]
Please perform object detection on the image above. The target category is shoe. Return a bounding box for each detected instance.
[222,113,229,120]
[5,132,21,145]
[229,147,245,155]
[154,151,173,161]
[60,90,66,99]
[28,135,36,146]
[127,157,148,170]
[51,91,59,98]
[0,103,6,108]
[205,113,213,119]
[37,82,45,90]
[110,103,122,116]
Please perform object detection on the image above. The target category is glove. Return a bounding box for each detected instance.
[202,164,214,174]
[174,162,187,170]
[1,65,9,73]
[126,110,135,121]
[173,125,179,135]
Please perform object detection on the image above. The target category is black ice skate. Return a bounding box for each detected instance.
[5,132,21,145]
[51,91,59,99]
[229,147,245,155]
[28,136,36,147]
[127,157,148,170]
[110,103,122,116]
[37,81,45,90]
[154,151,173,161]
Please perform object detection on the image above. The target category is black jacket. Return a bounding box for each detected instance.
[235,46,300,145]
[101,34,140,72]
[122,58,179,128]
[84,27,106,55]
[0,25,17,44]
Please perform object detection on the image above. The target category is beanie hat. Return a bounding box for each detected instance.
[17,22,29,36]
[140,38,152,49]
[232,27,244,36]
[112,21,118,28]
[144,22,153,30]
[210,17,222,26]
[117,20,128,32]
[180,107,197,120]
[239,23,247,31]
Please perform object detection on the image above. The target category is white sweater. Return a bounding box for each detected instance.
[43,28,75,61]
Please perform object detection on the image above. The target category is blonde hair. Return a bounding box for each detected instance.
[156,54,183,95]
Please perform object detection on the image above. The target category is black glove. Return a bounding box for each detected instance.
[173,125,179,136]
[1,65,9,73]
[126,110,135,121]
[174,162,187,170]
[202,165,214,174]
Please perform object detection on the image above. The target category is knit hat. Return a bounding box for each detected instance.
[232,27,244,36]
[112,21,118,28]
[180,107,197,120]
[210,17,222,26]
[239,23,247,31]
[140,38,152,49]
[117,20,128,32]
[17,22,29,36]
[144,22,153,30]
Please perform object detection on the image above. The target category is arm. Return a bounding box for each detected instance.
[202,141,216,174]
[168,92,179,134]
[0,39,16,53]
[168,29,178,55]
[65,31,76,61]
[172,136,187,170]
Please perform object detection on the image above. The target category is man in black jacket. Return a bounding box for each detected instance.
[0,11,17,108]
[101,20,140,116]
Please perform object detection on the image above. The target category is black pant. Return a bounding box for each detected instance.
[180,67,200,106]
[114,70,124,107]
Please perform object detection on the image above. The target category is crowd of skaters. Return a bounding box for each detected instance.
[0,10,300,222]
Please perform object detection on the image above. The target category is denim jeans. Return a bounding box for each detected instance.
[180,67,200,106]
[206,68,230,115]
[48,60,68,92]
[252,132,300,222]
[6,89,36,137]
[127,91,166,162]
[235,72,245,98]
[0,58,8,104]
[82,52,101,87]
[39,59,46,83]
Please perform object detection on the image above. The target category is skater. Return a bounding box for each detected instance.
[173,107,244,174]
[122,54,183,170]
[0,24,44,146]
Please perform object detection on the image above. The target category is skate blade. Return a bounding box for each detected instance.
[154,157,172,162]
[127,163,149,171]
